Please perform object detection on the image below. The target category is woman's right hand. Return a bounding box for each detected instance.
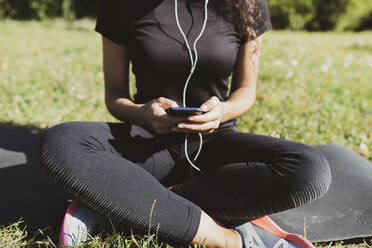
[140,97,188,134]
[101,38,186,133]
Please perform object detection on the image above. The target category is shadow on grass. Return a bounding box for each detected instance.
[0,122,71,233]
[0,121,46,133]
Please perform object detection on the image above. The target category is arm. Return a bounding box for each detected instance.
[174,35,264,132]
[102,36,187,134]
[102,36,137,122]
[220,34,262,122]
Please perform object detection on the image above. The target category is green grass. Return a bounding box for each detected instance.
[0,19,371,246]
[243,30,372,161]
[1,221,371,248]
[0,19,371,161]
[0,220,181,247]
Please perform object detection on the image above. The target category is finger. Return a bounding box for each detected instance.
[175,122,218,133]
[200,96,220,112]
[161,115,189,125]
[156,97,179,108]
[172,126,200,133]
[155,126,172,135]
[187,110,219,123]
[172,126,213,133]
[152,100,183,122]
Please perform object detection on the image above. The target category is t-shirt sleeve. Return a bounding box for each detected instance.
[95,0,129,46]
[241,0,273,44]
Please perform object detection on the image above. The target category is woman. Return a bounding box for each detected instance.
[37,0,331,247]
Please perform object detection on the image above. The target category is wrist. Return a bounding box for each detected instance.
[135,103,151,127]
[107,96,146,125]
[220,101,229,123]
[122,102,150,128]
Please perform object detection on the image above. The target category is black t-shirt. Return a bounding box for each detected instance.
[95,0,272,130]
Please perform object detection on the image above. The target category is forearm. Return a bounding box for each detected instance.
[106,91,185,134]
[220,86,256,123]
[105,90,146,126]
[175,87,256,133]
[219,35,262,123]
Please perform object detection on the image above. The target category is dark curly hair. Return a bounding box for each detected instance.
[213,0,260,42]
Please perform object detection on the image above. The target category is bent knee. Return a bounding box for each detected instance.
[42,121,88,145]
[287,143,332,201]
[36,122,88,175]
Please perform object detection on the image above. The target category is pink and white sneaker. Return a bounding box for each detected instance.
[59,200,111,247]
[227,215,315,248]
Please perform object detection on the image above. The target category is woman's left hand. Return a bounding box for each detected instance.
[172,96,224,133]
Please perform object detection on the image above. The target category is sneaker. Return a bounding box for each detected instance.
[59,200,112,247]
[226,216,314,248]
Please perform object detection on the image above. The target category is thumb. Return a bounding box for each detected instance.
[157,97,179,108]
[200,96,220,112]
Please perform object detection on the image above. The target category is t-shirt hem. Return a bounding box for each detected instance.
[239,24,273,44]
[256,23,273,38]
[95,26,128,46]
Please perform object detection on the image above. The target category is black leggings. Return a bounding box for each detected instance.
[37,121,331,244]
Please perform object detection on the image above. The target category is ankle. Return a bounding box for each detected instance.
[230,228,243,248]
[191,211,243,248]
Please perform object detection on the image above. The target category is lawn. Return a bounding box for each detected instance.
[0,19,371,247]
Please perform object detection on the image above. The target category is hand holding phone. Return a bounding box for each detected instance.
[169,97,223,133]
[166,107,203,116]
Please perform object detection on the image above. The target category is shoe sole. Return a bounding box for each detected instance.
[250,216,314,248]
[59,199,82,247]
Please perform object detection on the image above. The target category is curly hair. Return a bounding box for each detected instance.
[213,0,260,42]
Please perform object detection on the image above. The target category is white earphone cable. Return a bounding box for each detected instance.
[174,0,209,174]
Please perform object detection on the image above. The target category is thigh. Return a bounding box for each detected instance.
[198,130,316,173]
[104,122,180,180]
[41,121,179,181]
[172,130,330,219]
[197,129,329,198]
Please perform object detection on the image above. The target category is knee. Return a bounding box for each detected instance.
[41,121,86,146]
[287,143,332,200]
[36,122,86,176]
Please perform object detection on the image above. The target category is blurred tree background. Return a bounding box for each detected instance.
[0,0,371,31]
[0,0,99,21]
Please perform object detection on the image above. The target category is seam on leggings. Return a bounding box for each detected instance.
[184,207,202,244]
[206,175,330,221]
[37,139,194,244]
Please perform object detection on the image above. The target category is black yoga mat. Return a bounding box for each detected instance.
[0,127,72,231]
[270,144,372,242]
[0,127,371,242]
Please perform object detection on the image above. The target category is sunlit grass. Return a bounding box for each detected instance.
[242,31,372,161]
[1,19,370,161]
[0,220,187,248]
[0,19,117,129]
[0,220,371,247]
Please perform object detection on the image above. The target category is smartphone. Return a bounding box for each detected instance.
[166,107,203,116]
